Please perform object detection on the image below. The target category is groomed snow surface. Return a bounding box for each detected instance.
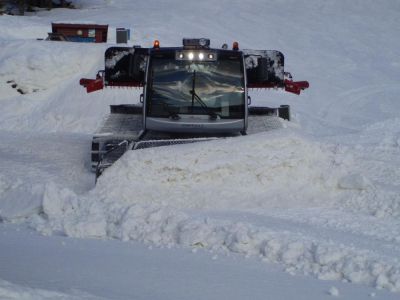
[1,0,400,299]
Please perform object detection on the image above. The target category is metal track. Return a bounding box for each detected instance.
[91,112,143,172]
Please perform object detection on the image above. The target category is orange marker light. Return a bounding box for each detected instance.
[153,40,160,48]
[232,41,239,50]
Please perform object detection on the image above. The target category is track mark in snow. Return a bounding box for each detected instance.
[0,278,105,300]
[0,131,94,220]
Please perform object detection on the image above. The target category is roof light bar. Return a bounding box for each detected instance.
[153,40,160,48]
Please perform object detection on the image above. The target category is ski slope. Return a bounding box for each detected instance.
[0,0,400,299]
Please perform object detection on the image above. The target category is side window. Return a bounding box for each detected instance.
[243,50,284,87]
[104,47,148,86]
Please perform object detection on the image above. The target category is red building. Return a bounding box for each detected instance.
[51,23,108,43]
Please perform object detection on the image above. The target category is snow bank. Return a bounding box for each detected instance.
[27,131,400,292]
[0,40,104,95]
[0,15,47,41]
[95,131,343,211]
[0,39,132,133]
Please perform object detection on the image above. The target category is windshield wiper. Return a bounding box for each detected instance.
[162,101,180,120]
[150,91,181,120]
[190,70,218,120]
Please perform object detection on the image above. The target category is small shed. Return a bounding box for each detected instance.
[51,23,108,43]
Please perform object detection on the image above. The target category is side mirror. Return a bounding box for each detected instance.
[247,95,252,105]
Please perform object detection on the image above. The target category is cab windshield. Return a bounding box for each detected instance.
[147,52,245,119]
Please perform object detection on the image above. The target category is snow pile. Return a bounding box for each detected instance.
[37,130,345,232]
[96,131,344,211]
[0,39,125,133]
[27,131,400,292]
[35,187,400,292]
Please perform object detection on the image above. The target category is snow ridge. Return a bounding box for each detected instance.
[30,132,400,292]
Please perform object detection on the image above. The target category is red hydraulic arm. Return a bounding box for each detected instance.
[79,71,104,93]
[81,70,308,95]
[247,72,309,95]
[283,72,309,95]
[80,71,143,93]
[79,77,104,93]
[284,79,310,95]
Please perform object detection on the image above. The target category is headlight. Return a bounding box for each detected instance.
[175,51,217,61]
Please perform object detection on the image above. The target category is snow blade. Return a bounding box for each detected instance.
[249,105,290,121]
[244,50,285,88]
[104,47,149,87]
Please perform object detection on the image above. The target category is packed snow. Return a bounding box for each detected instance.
[1,0,400,299]
[0,279,104,300]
